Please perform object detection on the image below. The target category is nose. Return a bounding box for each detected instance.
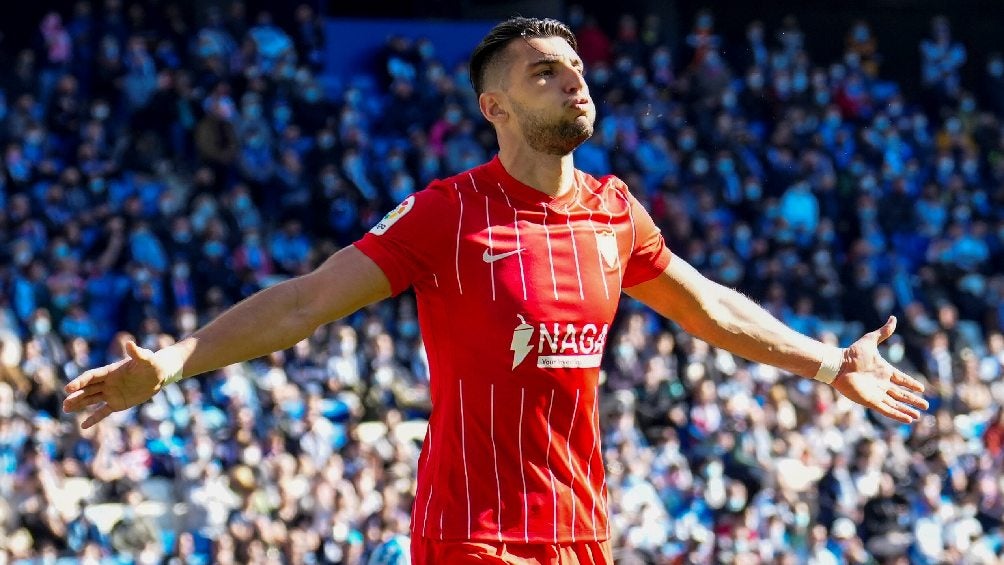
[562,65,587,94]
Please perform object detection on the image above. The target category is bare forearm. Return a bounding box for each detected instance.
[687,286,838,379]
[154,246,390,383]
[162,278,315,379]
[625,260,839,380]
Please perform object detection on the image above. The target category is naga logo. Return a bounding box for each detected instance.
[510,315,609,370]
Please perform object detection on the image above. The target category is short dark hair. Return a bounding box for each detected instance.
[469,16,577,95]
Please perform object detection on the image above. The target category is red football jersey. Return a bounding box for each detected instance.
[353,156,672,544]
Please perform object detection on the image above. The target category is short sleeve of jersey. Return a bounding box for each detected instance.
[621,189,673,288]
[353,183,454,296]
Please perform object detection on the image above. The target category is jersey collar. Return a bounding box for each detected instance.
[485,155,582,210]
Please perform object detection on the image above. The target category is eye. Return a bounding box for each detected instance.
[536,69,554,77]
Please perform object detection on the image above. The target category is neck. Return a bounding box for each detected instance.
[497,144,576,198]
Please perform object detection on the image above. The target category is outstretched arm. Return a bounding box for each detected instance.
[624,257,928,423]
[64,245,391,428]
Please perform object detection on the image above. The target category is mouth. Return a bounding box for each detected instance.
[568,98,592,116]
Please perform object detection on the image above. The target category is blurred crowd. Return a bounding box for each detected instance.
[1,1,1004,564]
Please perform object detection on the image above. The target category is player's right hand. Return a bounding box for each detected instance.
[63,341,167,429]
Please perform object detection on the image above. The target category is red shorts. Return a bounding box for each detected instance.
[411,535,613,564]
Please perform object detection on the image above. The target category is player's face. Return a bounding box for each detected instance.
[502,36,595,155]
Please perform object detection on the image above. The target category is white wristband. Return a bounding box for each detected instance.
[813,347,844,384]
[154,348,186,386]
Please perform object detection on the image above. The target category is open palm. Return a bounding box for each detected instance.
[63,341,166,428]
[830,316,929,423]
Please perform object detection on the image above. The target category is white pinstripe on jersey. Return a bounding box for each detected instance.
[541,204,559,300]
[459,379,471,538]
[497,184,527,301]
[518,387,528,543]
[490,384,503,542]
[567,388,580,542]
[584,208,611,301]
[484,195,496,301]
[454,183,465,295]
[565,212,585,300]
[586,393,600,540]
[545,388,557,543]
[421,419,434,538]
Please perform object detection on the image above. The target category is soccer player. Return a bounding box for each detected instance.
[64,17,929,565]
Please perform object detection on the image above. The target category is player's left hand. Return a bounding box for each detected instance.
[830,316,929,423]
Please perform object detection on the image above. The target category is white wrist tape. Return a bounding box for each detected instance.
[813,347,844,384]
[155,348,186,386]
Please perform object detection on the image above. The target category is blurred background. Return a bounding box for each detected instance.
[1,0,1003,563]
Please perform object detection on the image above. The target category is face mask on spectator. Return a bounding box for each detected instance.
[591,68,610,85]
[173,263,190,278]
[678,135,696,152]
[14,249,32,266]
[204,240,226,258]
[274,106,292,126]
[990,60,1004,77]
[33,318,51,335]
[103,40,120,60]
[953,205,971,223]
[400,319,419,339]
[244,104,262,119]
[691,158,709,176]
[792,72,808,92]
[92,104,110,120]
[720,265,742,284]
[937,157,954,174]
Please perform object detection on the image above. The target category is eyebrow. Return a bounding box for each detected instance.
[528,57,584,69]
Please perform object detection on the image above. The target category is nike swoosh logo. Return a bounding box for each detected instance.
[482,248,525,263]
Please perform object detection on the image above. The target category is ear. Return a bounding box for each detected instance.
[479,92,508,126]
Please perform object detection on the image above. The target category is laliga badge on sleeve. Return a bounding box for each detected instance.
[370,195,415,235]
